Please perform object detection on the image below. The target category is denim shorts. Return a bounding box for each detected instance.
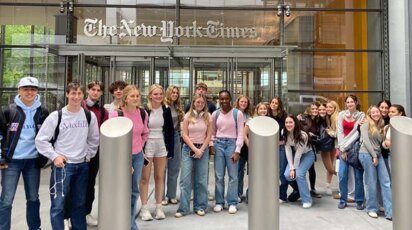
[144,138,167,158]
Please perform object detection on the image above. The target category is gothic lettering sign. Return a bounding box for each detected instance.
[83,18,258,43]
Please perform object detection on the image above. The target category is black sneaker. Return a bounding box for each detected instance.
[338,201,347,209]
[356,202,365,210]
[287,190,300,202]
[310,190,322,198]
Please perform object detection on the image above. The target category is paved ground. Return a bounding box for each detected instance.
[9,158,392,230]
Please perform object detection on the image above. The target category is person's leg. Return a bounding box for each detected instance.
[165,133,182,202]
[131,153,144,230]
[140,158,153,206]
[214,140,226,207]
[308,163,316,191]
[295,153,315,205]
[50,165,74,230]
[237,155,246,198]
[377,157,392,219]
[22,159,41,230]
[153,157,167,205]
[85,151,99,216]
[279,145,289,201]
[354,167,365,206]
[225,139,239,207]
[347,166,355,200]
[0,160,23,230]
[177,145,194,215]
[338,155,349,206]
[70,163,89,230]
[194,148,210,212]
[358,154,378,213]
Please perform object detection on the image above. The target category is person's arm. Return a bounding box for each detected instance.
[86,113,100,161]
[234,111,244,153]
[181,116,196,151]
[293,132,308,169]
[285,140,294,169]
[360,123,377,158]
[199,116,213,158]
[141,111,149,145]
[210,111,217,147]
[244,124,250,147]
[35,112,60,161]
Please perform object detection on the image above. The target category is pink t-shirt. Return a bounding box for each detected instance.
[211,108,244,153]
[184,113,211,144]
[109,109,149,154]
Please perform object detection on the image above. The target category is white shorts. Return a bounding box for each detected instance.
[144,138,167,158]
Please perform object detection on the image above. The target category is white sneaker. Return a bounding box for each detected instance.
[325,187,333,196]
[213,204,223,212]
[140,205,153,221]
[64,219,70,230]
[169,198,178,204]
[208,194,214,201]
[228,205,237,214]
[86,214,98,226]
[161,199,169,206]
[155,205,166,220]
[368,211,378,218]
[302,202,312,209]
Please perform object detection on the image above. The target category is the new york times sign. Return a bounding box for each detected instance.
[83,18,258,43]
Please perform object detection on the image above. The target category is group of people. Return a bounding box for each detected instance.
[0,76,404,230]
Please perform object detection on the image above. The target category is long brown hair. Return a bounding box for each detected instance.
[165,85,184,122]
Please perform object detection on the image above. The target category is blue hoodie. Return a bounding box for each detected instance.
[13,95,41,159]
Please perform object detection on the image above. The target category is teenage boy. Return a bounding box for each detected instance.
[104,80,128,113]
[0,76,49,230]
[82,80,108,226]
[184,82,216,113]
[35,82,99,230]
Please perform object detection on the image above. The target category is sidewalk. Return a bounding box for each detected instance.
[10,159,392,230]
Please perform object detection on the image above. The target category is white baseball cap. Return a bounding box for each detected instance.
[18,76,39,88]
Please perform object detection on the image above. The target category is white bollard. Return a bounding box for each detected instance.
[99,117,133,230]
[248,116,279,230]
[391,116,412,230]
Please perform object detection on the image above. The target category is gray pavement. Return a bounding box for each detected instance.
[10,159,392,230]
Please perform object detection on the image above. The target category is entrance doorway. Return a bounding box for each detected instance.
[48,45,288,108]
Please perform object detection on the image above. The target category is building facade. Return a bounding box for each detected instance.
[0,0,396,113]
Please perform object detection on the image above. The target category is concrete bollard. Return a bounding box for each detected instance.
[248,116,279,230]
[99,117,133,230]
[391,116,412,230]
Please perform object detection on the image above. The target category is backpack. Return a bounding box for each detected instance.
[214,108,239,135]
[117,108,146,122]
[50,109,92,146]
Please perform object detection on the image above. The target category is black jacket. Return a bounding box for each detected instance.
[0,104,49,163]
[146,105,175,158]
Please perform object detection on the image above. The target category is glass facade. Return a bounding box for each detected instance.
[0,0,387,113]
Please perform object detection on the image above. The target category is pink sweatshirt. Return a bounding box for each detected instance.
[109,109,149,154]
[211,108,244,153]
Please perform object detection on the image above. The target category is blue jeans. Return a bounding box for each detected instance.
[338,155,364,204]
[214,138,239,206]
[0,159,41,230]
[284,151,315,204]
[165,132,182,199]
[177,144,209,214]
[50,162,89,230]
[359,153,392,218]
[278,145,288,201]
[237,153,247,197]
[131,152,144,230]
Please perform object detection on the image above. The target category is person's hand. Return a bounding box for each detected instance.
[194,148,204,159]
[384,139,391,148]
[290,169,296,180]
[131,167,134,174]
[341,152,347,161]
[231,152,240,162]
[53,155,67,168]
[359,118,367,125]
[0,163,8,169]
[372,157,378,167]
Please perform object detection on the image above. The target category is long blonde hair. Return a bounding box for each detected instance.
[366,106,384,136]
[187,94,210,126]
[165,85,184,122]
[327,100,340,132]
[147,84,165,110]
[121,85,140,108]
